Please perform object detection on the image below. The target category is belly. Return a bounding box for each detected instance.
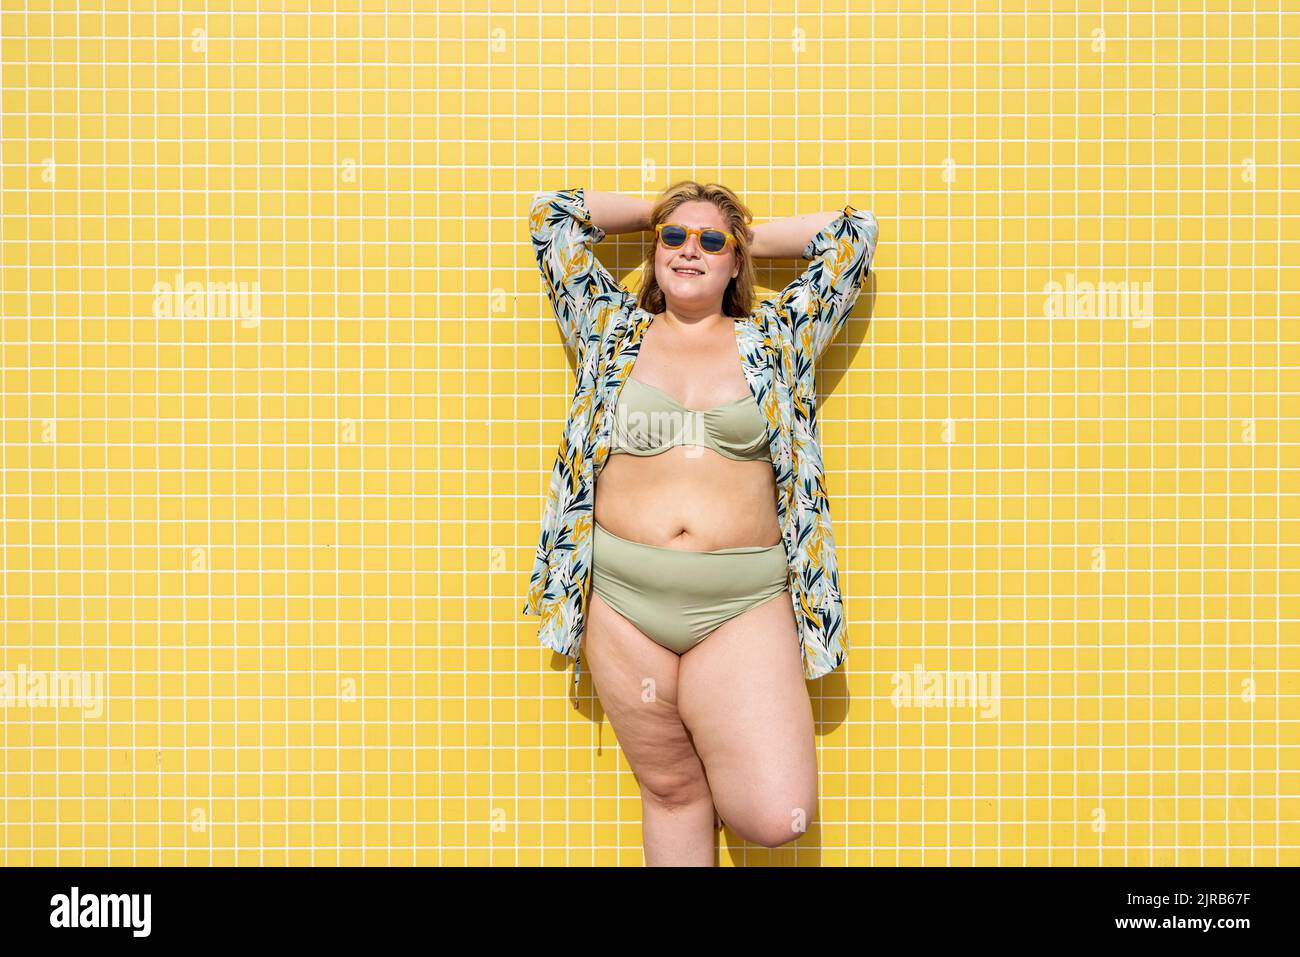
[594,448,782,551]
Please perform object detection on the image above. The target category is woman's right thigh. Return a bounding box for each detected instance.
[581,590,711,805]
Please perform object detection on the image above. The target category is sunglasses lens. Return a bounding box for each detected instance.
[700,230,727,253]
[660,225,687,247]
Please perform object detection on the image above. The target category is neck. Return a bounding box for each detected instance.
[659,304,729,334]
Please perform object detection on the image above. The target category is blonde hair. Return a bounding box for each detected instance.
[636,179,756,319]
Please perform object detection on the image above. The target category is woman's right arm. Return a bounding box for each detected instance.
[584,190,654,236]
[529,187,640,364]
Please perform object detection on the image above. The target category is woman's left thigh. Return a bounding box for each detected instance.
[675,590,818,846]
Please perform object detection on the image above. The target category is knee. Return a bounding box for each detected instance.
[639,772,711,813]
[734,796,817,848]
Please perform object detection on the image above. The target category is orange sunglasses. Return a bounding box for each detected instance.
[655,222,738,254]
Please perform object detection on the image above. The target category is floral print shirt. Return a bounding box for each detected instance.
[522,187,880,706]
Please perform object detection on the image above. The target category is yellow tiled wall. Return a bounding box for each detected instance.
[1,2,1294,865]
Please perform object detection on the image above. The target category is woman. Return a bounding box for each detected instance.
[523,181,879,865]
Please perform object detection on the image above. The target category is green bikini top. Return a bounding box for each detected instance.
[609,376,772,462]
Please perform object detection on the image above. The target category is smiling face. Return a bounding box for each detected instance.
[652,200,740,312]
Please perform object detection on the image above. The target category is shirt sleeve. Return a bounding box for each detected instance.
[765,205,879,363]
[529,187,636,364]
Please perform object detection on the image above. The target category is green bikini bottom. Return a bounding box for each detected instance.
[590,520,790,654]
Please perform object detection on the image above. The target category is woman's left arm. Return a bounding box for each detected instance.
[748,210,842,260]
[753,206,880,362]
